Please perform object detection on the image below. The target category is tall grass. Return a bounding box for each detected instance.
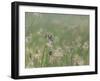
[25,12,89,68]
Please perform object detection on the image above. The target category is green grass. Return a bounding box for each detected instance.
[25,12,89,68]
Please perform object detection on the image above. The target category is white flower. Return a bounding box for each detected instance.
[53,47,63,57]
[46,42,53,48]
[82,42,89,49]
[72,54,84,65]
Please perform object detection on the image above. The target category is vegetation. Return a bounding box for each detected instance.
[25,12,89,68]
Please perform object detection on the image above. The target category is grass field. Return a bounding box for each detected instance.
[25,12,89,68]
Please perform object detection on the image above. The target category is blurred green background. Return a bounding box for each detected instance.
[25,12,89,68]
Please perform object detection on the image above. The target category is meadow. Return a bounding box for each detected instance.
[25,12,89,68]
